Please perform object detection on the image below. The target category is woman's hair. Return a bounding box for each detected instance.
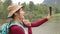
[10,14,14,19]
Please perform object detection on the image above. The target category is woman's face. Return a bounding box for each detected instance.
[19,8,25,19]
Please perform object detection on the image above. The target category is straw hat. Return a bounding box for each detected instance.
[7,4,23,17]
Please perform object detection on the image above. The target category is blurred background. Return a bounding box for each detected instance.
[0,0,60,34]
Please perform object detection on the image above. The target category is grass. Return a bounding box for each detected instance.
[54,13,60,17]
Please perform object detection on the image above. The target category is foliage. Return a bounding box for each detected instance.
[0,0,12,18]
[0,0,60,24]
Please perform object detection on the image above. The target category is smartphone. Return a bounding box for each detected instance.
[49,7,52,16]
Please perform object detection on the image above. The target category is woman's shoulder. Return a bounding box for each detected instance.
[10,25,23,30]
[9,25,25,34]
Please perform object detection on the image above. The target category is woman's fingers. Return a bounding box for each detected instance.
[23,19,31,26]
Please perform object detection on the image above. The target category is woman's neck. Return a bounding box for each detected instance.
[13,17,22,23]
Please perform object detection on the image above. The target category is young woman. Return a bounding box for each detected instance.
[7,4,51,34]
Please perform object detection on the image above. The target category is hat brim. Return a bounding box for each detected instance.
[8,6,23,18]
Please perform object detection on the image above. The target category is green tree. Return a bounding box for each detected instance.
[21,2,27,11]
[55,7,60,13]
[2,0,12,18]
[3,0,12,8]
[0,1,4,18]
[18,2,20,5]
[0,1,3,12]
[29,1,35,12]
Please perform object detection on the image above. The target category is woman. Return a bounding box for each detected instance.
[7,4,51,34]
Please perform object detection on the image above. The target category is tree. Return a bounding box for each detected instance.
[55,7,60,13]
[0,1,3,12]
[29,1,35,12]
[21,2,27,11]
[0,1,4,18]
[2,0,12,18]
[3,0,12,8]
[18,2,20,5]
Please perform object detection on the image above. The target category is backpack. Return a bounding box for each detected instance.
[2,21,28,34]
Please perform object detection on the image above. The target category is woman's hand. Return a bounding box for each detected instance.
[23,19,31,26]
[46,14,51,19]
[46,11,53,19]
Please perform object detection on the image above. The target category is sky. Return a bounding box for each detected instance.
[12,0,44,4]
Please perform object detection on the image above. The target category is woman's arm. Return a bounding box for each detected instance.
[31,18,48,27]
[23,18,48,27]
[24,18,48,27]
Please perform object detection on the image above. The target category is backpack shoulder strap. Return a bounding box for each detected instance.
[9,22,24,29]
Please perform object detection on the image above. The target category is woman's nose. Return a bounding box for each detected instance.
[23,11,25,14]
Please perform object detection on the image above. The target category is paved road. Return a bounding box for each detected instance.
[32,22,60,34]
